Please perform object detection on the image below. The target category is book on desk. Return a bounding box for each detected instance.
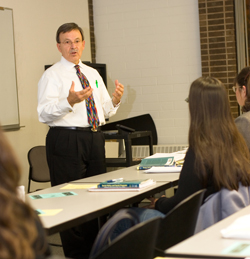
[88,178,155,192]
[137,149,187,173]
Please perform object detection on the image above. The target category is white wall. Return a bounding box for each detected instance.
[0,0,91,190]
[93,0,201,145]
[0,0,201,190]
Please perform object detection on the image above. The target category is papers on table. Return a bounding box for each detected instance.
[221,241,250,256]
[221,214,250,239]
[61,184,98,189]
[138,149,187,173]
[36,209,63,216]
[29,191,77,199]
[144,166,182,173]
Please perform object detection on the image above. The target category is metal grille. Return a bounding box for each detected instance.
[132,145,188,159]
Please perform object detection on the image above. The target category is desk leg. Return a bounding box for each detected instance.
[98,215,108,230]
[148,133,153,155]
[124,137,133,166]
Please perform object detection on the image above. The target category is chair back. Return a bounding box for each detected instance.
[195,183,250,233]
[27,146,50,193]
[89,209,161,259]
[155,189,205,255]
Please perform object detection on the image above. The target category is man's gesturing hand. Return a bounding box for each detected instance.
[67,81,93,107]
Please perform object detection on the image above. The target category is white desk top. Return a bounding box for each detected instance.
[27,165,180,235]
[27,180,172,235]
[166,205,250,258]
[73,165,180,185]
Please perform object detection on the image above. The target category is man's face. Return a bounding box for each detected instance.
[57,29,85,64]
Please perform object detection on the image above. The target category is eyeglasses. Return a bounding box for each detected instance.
[232,86,237,93]
[60,39,82,46]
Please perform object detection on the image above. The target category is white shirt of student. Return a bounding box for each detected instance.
[37,57,119,127]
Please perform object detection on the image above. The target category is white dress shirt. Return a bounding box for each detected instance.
[37,57,119,127]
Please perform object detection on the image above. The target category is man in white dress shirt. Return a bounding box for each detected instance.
[37,23,124,259]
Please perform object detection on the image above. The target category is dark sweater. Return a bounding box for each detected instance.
[155,148,217,214]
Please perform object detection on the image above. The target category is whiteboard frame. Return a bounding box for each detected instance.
[0,7,20,131]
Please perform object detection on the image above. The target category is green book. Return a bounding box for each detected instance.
[138,156,175,170]
[98,179,153,188]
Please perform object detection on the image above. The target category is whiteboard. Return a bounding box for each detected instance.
[0,7,20,130]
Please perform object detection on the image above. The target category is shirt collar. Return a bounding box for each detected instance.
[60,56,84,70]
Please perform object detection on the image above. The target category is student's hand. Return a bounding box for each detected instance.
[142,197,159,209]
[67,81,93,107]
[112,80,124,105]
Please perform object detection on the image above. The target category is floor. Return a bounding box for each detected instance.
[48,233,64,257]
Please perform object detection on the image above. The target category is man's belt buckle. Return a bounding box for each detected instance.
[91,128,98,132]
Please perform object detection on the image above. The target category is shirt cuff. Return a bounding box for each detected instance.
[112,100,121,108]
[59,98,74,113]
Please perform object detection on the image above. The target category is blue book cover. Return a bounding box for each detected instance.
[98,179,153,188]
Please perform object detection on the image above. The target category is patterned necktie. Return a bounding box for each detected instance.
[75,65,99,131]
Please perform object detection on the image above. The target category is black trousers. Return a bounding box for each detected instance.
[46,127,106,259]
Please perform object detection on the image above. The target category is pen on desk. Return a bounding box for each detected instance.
[107,178,123,183]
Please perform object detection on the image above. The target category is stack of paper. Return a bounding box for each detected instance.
[88,179,155,192]
[144,166,182,173]
[221,214,250,239]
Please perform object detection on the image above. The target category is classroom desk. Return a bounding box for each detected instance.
[166,205,250,258]
[27,180,173,236]
[72,165,180,184]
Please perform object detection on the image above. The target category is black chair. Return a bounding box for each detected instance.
[89,209,161,259]
[27,146,51,193]
[28,146,63,248]
[154,189,206,257]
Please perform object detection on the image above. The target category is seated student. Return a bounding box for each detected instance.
[234,67,250,151]
[111,76,250,234]
[0,127,51,259]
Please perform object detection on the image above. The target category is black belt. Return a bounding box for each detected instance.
[50,126,101,132]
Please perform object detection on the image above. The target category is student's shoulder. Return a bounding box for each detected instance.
[185,147,195,159]
[235,112,250,125]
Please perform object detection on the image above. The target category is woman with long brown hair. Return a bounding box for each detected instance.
[111,76,250,233]
[153,76,250,213]
[0,128,51,259]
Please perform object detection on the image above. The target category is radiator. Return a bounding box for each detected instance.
[132,145,188,159]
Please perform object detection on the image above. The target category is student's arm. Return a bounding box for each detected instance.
[155,148,203,214]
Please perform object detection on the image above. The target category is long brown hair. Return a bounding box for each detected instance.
[0,128,45,259]
[188,76,250,191]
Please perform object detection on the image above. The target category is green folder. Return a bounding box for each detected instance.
[138,156,175,170]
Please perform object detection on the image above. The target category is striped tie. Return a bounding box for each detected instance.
[75,65,99,131]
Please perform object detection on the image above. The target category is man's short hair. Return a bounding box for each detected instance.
[56,23,84,43]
